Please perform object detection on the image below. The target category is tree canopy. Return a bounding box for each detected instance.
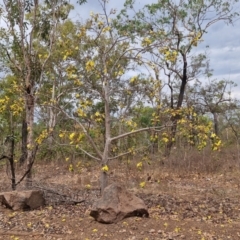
[0,0,239,191]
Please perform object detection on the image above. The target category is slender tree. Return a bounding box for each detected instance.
[58,1,169,192]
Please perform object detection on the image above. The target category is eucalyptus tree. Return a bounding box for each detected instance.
[116,0,240,156]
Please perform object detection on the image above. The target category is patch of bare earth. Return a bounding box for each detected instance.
[0,163,240,240]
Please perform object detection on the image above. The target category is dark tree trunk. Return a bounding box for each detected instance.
[213,112,219,136]
[165,54,187,157]
[19,118,28,165]
[9,133,16,190]
[9,114,16,190]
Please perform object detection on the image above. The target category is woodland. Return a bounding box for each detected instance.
[0,0,240,239]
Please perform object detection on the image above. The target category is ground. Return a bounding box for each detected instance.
[0,160,240,240]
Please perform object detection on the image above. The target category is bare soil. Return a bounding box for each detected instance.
[0,161,240,240]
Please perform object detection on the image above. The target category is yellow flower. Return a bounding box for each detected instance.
[162,137,169,143]
[27,222,32,228]
[136,162,142,170]
[69,132,75,141]
[86,60,95,72]
[69,164,74,172]
[102,26,111,32]
[139,181,145,188]
[215,140,222,146]
[141,37,152,46]
[98,21,104,27]
[130,76,137,83]
[117,69,124,76]
[95,111,100,117]
[210,133,216,138]
[59,133,64,138]
[101,165,109,172]
[174,227,181,233]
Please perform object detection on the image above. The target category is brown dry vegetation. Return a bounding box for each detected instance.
[1,147,240,240]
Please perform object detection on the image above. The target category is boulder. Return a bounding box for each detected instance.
[0,190,45,211]
[90,183,149,223]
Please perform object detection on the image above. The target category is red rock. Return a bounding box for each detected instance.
[0,190,45,210]
[90,183,149,223]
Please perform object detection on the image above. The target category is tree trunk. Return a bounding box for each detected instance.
[1,127,16,190]
[19,118,28,165]
[213,112,219,136]
[100,136,110,193]
[100,170,108,194]
[164,54,187,157]
[9,132,16,190]
[100,71,111,194]
[47,104,56,148]
[164,122,177,158]
[25,89,35,188]
[9,113,16,190]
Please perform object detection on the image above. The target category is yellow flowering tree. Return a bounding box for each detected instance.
[187,79,237,136]
[59,5,168,193]
[0,0,77,187]
[0,75,24,190]
[159,107,222,152]
[117,0,239,156]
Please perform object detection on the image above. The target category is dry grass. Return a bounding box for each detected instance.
[1,145,240,239]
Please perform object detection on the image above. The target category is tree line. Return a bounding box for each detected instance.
[0,0,239,192]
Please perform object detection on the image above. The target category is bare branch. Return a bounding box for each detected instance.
[110,125,170,142]
[108,143,152,161]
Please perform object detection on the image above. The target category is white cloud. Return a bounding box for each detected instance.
[196,19,240,95]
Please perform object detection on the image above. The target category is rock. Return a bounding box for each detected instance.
[0,190,45,210]
[90,183,149,223]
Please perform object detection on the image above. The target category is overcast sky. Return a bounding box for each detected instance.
[0,0,238,97]
[72,0,240,98]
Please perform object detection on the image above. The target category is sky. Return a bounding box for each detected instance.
[72,0,240,98]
